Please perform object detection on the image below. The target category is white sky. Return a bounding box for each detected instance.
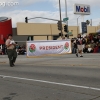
[0,0,100,27]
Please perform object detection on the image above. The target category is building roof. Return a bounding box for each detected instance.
[0,17,8,22]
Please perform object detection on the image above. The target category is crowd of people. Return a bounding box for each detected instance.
[72,33,100,54]
[0,33,100,55]
[15,43,26,55]
[0,43,26,55]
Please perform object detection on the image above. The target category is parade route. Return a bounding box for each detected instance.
[0,54,100,100]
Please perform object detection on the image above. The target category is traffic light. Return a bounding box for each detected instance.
[64,25,68,32]
[57,21,62,30]
[65,34,68,37]
[25,17,28,23]
[86,20,90,25]
[59,33,63,36]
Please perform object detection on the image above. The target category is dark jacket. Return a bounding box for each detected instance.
[76,37,86,45]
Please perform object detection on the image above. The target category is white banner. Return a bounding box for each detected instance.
[27,40,72,57]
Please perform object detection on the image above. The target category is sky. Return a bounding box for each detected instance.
[0,0,100,27]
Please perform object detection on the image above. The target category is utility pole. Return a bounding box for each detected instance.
[59,0,63,37]
[65,0,68,25]
[65,0,69,38]
[77,16,81,35]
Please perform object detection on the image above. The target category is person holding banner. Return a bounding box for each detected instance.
[5,34,17,67]
[62,36,66,40]
[76,34,84,57]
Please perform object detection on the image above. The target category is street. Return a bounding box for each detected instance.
[0,54,100,100]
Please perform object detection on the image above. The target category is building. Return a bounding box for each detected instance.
[0,17,12,49]
[16,22,98,41]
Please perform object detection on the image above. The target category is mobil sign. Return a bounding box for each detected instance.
[74,4,90,15]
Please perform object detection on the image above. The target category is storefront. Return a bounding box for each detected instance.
[0,17,12,45]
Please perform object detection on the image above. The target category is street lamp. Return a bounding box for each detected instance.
[77,15,81,35]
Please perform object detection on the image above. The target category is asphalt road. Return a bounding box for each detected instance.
[0,54,100,100]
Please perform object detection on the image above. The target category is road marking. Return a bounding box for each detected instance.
[0,74,100,91]
[0,62,6,63]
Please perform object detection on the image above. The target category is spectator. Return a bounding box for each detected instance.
[72,40,77,54]
[90,40,95,53]
[83,44,88,53]
[93,42,99,53]
[0,47,3,55]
